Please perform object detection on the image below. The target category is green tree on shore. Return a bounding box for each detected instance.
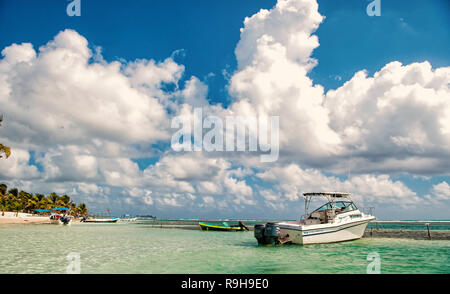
[0,184,88,216]
[76,203,88,215]
[0,184,6,195]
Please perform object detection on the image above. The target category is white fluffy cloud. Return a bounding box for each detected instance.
[229,0,342,159]
[0,29,178,150]
[325,61,450,174]
[235,0,323,70]
[425,181,450,202]
[140,152,255,208]
[228,0,450,174]
[256,163,420,206]
[0,148,40,180]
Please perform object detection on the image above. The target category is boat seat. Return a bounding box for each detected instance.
[305,219,320,225]
[310,212,321,218]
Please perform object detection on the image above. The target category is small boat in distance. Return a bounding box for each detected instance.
[118,217,137,223]
[49,213,72,225]
[199,221,249,231]
[81,217,119,223]
[136,214,156,219]
[255,192,375,245]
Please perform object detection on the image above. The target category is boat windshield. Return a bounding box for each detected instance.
[312,201,357,214]
[340,202,357,213]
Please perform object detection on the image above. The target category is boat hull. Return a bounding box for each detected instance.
[199,222,245,231]
[49,219,61,225]
[82,218,119,223]
[49,218,72,225]
[279,219,373,245]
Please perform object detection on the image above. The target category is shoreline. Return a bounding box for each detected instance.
[0,215,82,225]
[0,216,50,225]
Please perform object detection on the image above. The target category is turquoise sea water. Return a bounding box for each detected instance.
[0,223,448,274]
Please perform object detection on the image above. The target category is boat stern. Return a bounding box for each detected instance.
[254,222,293,245]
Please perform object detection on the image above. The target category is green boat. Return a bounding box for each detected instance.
[199,221,249,231]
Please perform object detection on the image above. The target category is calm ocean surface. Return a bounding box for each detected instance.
[0,223,448,274]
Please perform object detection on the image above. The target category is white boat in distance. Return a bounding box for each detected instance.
[80,217,119,223]
[255,192,375,245]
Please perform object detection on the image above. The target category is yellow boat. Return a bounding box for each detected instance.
[199,221,249,231]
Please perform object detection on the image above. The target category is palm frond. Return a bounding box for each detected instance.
[0,144,11,159]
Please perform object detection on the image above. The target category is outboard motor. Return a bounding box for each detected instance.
[254,222,281,245]
[254,224,266,244]
[60,215,71,225]
[264,223,280,245]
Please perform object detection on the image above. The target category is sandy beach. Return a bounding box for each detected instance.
[0,211,83,225]
[0,216,50,225]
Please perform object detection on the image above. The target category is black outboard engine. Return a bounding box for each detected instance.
[254,222,281,245]
[254,224,266,244]
[264,223,281,245]
[60,215,71,225]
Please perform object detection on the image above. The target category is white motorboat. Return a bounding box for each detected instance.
[49,213,72,225]
[254,192,375,245]
[80,217,119,223]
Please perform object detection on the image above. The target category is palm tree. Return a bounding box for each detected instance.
[26,197,38,213]
[0,144,11,159]
[47,192,59,207]
[60,195,72,207]
[8,188,18,197]
[0,184,7,215]
[17,191,30,211]
[0,184,88,216]
[77,203,87,216]
[0,194,7,216]
[0,184,7,195]
[0,115,11,159]
[69,202,77,215]
[11,199,21,216]
[34,193,45,202]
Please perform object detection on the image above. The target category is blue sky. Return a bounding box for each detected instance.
[0,0,449,219]
[2,0,448,100]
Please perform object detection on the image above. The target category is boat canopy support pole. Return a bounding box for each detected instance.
[304,195,311,218]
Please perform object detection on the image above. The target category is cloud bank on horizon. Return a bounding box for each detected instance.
[0,0,449,219]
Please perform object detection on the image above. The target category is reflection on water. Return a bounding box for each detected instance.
[0,223,448,274]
